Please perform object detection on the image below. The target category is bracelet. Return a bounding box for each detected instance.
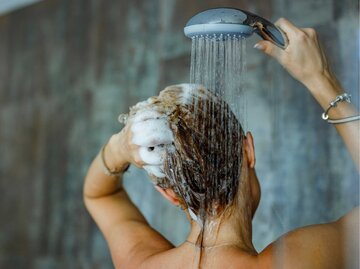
[100,144,128,177]
[327,115,360,124]
[322,93,351,120]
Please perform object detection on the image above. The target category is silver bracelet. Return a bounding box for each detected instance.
[321,93,360,124]
[327,115,360,124]
[322,93,351,120]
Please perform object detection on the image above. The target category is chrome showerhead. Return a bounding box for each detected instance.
[184,7,288,49]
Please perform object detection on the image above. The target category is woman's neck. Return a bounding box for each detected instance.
[185,211,257,254]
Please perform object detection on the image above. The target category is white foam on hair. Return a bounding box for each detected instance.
[132,118,173,147]
[175,83,203,105]
[124,85,212,183]
[125,98,177,181]
[143,165,166,178]
[179,83,195,104]
[176,83,202,91]
[132,109,163,123]
[138,146,166,165]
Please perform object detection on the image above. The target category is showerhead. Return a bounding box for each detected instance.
[184,7,288,49]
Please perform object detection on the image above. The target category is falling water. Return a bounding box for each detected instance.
[187,34,248,267]
[190,34,247,127]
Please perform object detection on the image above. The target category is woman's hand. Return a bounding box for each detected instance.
[106,125,145,171]
[254,18,333,88]
[106,115,174,174]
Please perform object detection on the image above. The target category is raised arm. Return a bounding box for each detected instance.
[254,18,359,171]
[83,126,173,268]
[255,18,359,269]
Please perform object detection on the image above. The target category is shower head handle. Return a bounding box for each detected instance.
[184,7,288,49]
[241,9,288,49]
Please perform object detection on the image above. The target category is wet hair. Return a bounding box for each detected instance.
[156,85,246,226]
[122,84,246,223]
[121,84,246,267]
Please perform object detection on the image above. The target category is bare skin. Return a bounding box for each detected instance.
[84,18,359,269]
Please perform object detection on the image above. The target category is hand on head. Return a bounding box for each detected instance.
[107,124,145,169]
[112,97,176,181]
[254,18,331,86]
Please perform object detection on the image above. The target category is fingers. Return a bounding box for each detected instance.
[254,40,284,62]
[275,17,301,38]
[276,19,318,41]
[127,145,163,169]
[130,117,175,172]
[123,98,177,174]
[254,18,292,62]
[302,27,317,38]
[138,146,167,165]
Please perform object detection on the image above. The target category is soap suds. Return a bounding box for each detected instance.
[132,118,173,147]
[143,165,166,178]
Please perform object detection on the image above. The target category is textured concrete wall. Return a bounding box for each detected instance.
[0,0,358,268]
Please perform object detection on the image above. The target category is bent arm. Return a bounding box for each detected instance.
[83,140,146,224]
[256,18,359,269]
[84,135,173,267]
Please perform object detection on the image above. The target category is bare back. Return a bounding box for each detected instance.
[137,208,359,269]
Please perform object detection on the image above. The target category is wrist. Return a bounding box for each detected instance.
[303,70,341,94]
[303,73,343,103]
[302,74,358,120]
[106,135,130,172]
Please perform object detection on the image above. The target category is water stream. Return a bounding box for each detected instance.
[187,34,248,266]
[190,35,247,127]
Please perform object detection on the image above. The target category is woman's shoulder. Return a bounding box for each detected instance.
[257,214,357,269]
[138,245,261,269]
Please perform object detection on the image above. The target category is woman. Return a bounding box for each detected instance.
[83,18,359,269]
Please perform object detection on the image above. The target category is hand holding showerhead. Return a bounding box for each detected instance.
[253,18,330,86]
[254,18,360,168]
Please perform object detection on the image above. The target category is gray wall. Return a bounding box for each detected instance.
[0,0,358,268]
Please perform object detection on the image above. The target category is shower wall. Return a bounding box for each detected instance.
[0,0,358,268]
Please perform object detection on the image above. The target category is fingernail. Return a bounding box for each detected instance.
[254,43,264,50]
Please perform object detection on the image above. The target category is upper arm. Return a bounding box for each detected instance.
[107,220,174,268]
[333,207,359,269]
[84,190,174,268]
[259,207,359,269]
